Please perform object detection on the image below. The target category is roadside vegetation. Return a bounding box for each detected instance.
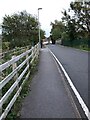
[50,1,90,51]
[2,10,45,52]
[0,45,31,65]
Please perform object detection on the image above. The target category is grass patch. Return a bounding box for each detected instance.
[5,58,39,120]
[60,44,89,51]
[72,46,90,51]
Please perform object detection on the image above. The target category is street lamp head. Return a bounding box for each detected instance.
[38,8,42,10]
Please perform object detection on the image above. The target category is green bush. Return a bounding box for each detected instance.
[2,42,10,51]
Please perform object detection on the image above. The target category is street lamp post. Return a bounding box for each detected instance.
[38,8,42,49]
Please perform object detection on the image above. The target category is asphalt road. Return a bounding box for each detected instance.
[20,48,80,118]
[47,44,88,109]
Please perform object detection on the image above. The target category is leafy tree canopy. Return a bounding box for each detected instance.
[2,10,45,49]
[50,1,89,48]
[50,20,65,41]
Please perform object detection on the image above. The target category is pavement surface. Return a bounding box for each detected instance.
[47,44,89,109]
[20,48,80,118]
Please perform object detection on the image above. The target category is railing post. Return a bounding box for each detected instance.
[32,46,34,59]
[26,49,29,72]
[35,45,36,57]
[36,44,38,58]
[0,78,2,116]
[0,38,2,115]
[37,43,39,57]
[12,55,18,88]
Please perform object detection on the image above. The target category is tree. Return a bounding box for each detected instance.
[61,1,90,47]
[70,1,90,32]
[40,29,45,39]
[2,11,45,49]
[70,1,90,47]
[50,20,65,44]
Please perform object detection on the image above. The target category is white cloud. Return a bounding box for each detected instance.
[0,0,74,37]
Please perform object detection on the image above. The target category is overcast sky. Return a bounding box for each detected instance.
[0,0,74,37]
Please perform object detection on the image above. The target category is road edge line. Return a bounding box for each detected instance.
[48,48,90,120]
[51,50,81,118]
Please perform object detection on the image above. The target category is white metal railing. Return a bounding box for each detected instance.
[0,45,31,60]
[0,43,39,120]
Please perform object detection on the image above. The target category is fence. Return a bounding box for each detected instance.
[0,45,31,60]
[0,43,39,120]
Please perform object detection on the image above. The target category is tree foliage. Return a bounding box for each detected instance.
[50,20,65,44]
[2,11,45,49]
[62,1,90,47]
[50,1,90,48]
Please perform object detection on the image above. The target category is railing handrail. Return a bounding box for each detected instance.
[0,45,31,59]
[0,48,33,72]
[0,43,39,120]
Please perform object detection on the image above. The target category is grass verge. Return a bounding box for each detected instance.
[73,46,90,51]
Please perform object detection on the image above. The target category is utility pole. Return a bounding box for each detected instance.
[38,8,42,49]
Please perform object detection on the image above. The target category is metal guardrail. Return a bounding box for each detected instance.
[0,43,39,120]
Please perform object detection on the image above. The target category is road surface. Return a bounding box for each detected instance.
[48,44,89,110]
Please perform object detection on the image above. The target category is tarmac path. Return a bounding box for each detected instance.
[20,48,80,118]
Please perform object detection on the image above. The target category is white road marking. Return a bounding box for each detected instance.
[52,54,81,118]
[48,48,90,120]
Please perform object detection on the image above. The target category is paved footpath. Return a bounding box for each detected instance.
[20,48,80,118]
